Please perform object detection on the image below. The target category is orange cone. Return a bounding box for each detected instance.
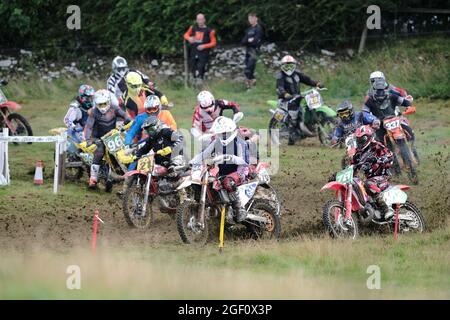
[34,160,44,185]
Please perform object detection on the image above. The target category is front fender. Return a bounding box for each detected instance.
[321,181,346,192]
[316,105,337,118]
[176,176,192,190]
[125,170,148,177]
[0,101,22,111]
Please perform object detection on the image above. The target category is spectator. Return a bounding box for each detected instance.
[241,13,263,89]
[184,13,217,86]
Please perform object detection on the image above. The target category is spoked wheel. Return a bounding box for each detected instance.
[269,118,289,146]
[122,175,153,228]
[176,201,209,244]
[255,185,281,216]
[323,200,359,239]
[245,199,281,240]
[7,113,33,145]
[395,201,426,234]
[318,117,336,146]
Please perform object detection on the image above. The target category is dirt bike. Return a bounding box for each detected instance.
[267,88,337,146]
[175,154,281,246]
[122,150,190,228]
[80,126,135,192]
[321,165,425,239]
[0,79,33,144]
[382,114,419,184]
[249,162,282,216]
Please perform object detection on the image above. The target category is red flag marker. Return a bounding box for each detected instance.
[393,204,400,240]
[92,209,99,254]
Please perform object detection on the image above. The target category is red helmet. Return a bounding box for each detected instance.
[354,125,374,150]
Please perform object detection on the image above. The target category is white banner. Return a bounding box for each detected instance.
[0,136,64,143]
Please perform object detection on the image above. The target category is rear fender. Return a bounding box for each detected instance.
[0,101,22,111]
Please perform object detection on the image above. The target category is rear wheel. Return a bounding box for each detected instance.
[122,175,153,228]
[176,201,209,245]
[396,201,425,234]
[397,139,418,185]
[323,200,359,239]
[7,113,33,145]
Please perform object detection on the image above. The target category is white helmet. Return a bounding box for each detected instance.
[112,56,128,76]
[197,91,215,113]
[281,55,297,76]
[144,95,161,116]
[94,89,112,114]
[369,71,385,83]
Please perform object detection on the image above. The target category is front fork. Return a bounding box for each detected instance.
[141,174,152,220]
[336,184,353,221]
[0,109,14,133]
[198,170,209,229]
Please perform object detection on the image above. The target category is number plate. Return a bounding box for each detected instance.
[102,132,124,153]
[0,89,7,104]
[274,110,285,121]
[383,118,400,131]
[137,156,151,172]
[336,166,354,184]
[305,91,323,110]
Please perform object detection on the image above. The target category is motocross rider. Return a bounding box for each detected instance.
[191,90,241,138]
[63,84,95,143]
[125,95,177,146]
[130,116,184,171]
[351,125,395,220]
[84,89,131,188]
[276,55,324,145]
[366,71,409,101]
[190,116,250,223]
[121,71,169,118]
[363,78,415,143]
[331,100,380,145]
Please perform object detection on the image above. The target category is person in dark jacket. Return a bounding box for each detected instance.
[276,55,324,145]
[241,13,263,89]
[184,13,217,85]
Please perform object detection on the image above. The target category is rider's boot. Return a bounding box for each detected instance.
[229,191,247,223]
[374,193,394,220]
[89,164,100,189]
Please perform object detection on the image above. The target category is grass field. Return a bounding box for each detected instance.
[0,37,449,299]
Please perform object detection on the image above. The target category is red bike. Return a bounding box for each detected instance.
[0,79,33,143]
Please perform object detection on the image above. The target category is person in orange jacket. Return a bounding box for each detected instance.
[184,13,217,83]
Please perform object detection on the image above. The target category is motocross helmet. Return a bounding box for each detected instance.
[369,71,385,84]
[354,125,374,151]
[142,116,163,138]
[372,78,389,103]
[78,84,95,110]
[144,95,161,116]
[280,55,297,76]
[197,90,215,114]
[94,89,112,114]
[336,100,354,122]
[126,71,143,96]
[112,56,129,77]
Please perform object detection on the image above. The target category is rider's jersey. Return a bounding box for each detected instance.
[191,100,240,135]
[122,85,163,118]
[84,105,130,141]
[135,127,183,166]
[64,99,90,129]
[363,94,412,121]
[124,111,177,145]
[276,71,319,99]
[351,141,393,179]
[332,111,377,140]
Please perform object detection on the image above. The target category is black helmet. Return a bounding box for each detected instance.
[336,100,354,122]
[141,116,162,138]
[372,79,389,102]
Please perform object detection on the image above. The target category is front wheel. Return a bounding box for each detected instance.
[122,175,153,228]
[246,199,281,240]
[268,117,289,146]
[323,199,359,239]
[7,113,33,145]
[317,116,336,146]
[176,201,209,244]
[397,139,419,185]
